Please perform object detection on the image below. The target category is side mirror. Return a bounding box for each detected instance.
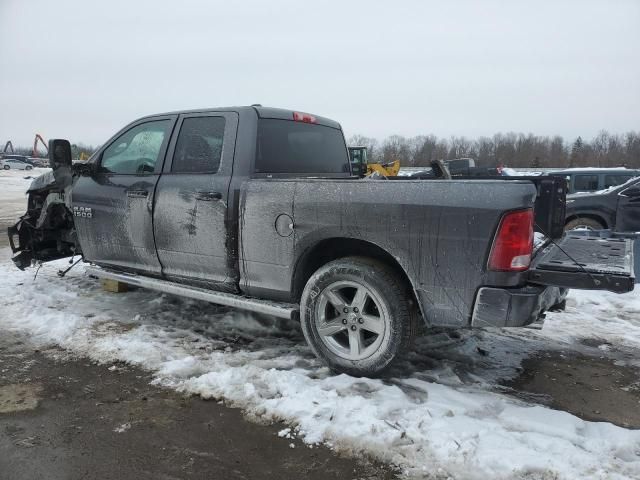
[75,161,97,176]
[48,139,72,169]
[622,185,640,198]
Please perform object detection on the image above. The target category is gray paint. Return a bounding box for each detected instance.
[72,174,163,274]
[240,178,536,326]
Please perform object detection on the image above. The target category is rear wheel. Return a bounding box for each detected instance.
[3,165,10,170]
[565,217,605,231]
[25,165,33,170]
[300,256,417,377]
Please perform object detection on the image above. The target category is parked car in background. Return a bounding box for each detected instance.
[29,157,50,168]
[2,158,33,170]
[565,177,640,231]
[549,168,640,194]
[1,154,30,163]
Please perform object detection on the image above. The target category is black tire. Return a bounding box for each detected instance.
[3,165,9,170]
[300,256,418,377]
[25,165,33,170]
[565,217,605,231]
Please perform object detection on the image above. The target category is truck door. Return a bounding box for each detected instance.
[615,182,640,232]
[153,112,239,288]
[72,117,176,274]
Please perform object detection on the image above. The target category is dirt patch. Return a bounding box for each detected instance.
[0,383,42,413]
[507,350,640,428]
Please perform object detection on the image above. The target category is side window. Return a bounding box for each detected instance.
[101,120,171,174]
[604,174,635,189]
[573,174,599,192]
[172,117,225,173]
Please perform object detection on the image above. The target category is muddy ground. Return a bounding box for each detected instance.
[507,348,640,429]
[2,329,639,480]
[0,330,396,480]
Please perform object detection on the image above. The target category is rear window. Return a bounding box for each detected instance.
[255,119,350,175]
[574,174,599,192]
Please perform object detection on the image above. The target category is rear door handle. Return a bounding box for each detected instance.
[126,189,149,198]
[195,191,222,201]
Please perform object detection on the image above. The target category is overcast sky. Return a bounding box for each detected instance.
[1,0,638,147]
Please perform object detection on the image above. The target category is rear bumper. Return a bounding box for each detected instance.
[471,285,566,328]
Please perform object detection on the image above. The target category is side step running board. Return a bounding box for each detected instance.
[85,266,299,320]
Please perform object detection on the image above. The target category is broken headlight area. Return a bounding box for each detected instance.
[8,190,79,270]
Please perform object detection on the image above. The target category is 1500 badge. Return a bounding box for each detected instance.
[73,206,93,218]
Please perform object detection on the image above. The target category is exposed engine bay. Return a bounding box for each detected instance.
[8,164,80,270]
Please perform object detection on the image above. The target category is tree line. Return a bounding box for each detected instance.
[349,130,640,169]
[6,131,640,169]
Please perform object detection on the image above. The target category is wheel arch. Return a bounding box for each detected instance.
[291,237,421,315]
[565,212,608,229]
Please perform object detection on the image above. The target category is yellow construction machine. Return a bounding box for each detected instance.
[348,146,400,177]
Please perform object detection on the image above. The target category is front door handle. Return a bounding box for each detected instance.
[126,189,149,198]
[195,191,222,201]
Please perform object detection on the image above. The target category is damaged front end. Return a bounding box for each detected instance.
[8,140,81,270]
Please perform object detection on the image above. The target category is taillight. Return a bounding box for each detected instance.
[293,111,317,123]
[488,209,534,272]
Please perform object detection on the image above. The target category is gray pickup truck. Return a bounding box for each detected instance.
[8,106,635,376]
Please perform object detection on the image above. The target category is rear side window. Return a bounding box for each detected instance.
[604,174,635,189]
[574,174,599,192]
[256,119,350,174]
[172,116,225,173]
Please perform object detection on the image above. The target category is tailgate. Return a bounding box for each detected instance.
[528,234,635,293]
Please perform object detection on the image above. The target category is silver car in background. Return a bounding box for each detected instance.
[2,159,33,170]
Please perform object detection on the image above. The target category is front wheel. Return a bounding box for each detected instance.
[3,165,9,170]
[25,165,33,170]
[300,256,417,377]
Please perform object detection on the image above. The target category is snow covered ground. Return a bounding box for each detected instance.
[0,255,639,479]
[1,170,639,478]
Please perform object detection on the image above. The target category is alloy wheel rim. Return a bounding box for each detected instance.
[570,224,596,231]
[315,280,388,361]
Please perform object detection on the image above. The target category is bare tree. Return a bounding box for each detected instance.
[342,131,640,169]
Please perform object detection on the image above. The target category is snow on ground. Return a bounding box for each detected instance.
[0,254,639,479]
[0,168,49,224]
